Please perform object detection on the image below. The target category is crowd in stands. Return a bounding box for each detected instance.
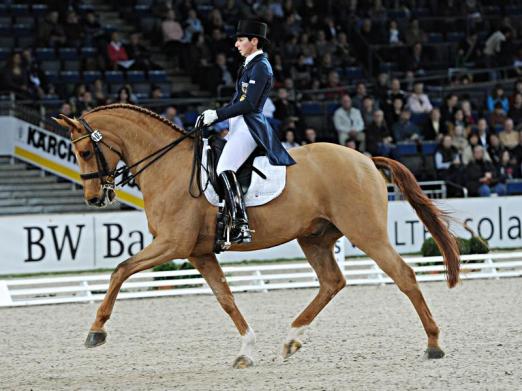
[2,1,522,197]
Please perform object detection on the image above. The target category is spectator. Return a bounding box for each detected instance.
[274,88,300,122]
[387,19,402,45]
[116,86,135,104]
[107,32,130,70]
[83,11,103,46]
[486,84,509,113]
[359,18,382,44]
[163,106,183,128]
[498,150,519,182]
[488,102,508,129]
[512,132,522,164]
[334,32,355,67]
[291,54,313,89]
[451,124,469,154]
[59,102,73,117]
[37,10,66,47]
[476,118,490,147]
[282,129,300,150]
[314,30,333,57]
[263,97,276,120]
[162,9,184,68]
[352,82,368,111]
[434,135,462,182]
[364,110,393,156]
[385,78,407,110]
[407,81,433,114]
[456,32,480,67]
[333,94,365,146]
[461,100,477,127]
[64,10,84,47]
[403,42,428,74]
[484,27,512,68]
[392,109,420,142]
[182,9,203,44]
[207,53,234,95]
[404,19,427,46]
[361,96,377,126]
[499,118,519,150]
[440,94,459,125]
[464,145,505,197]
[302,127,317,145]
[93,79,108,106]
[385,97,404,128]
[298,33,316,65]
[462,133,492,164]
[1,53,29,98]
[487,133,504,166]
[322,70,347,100]
[510,93,522,126]
[423,108,447,141]
[126,32,155,71]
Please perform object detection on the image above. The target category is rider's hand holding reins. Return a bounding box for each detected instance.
[198,110,218,126]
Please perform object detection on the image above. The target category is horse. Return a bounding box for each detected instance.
[53,103,460,368]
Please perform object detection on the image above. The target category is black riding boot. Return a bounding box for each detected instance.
[219,170,252,243]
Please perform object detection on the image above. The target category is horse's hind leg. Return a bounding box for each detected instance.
[360,240,445,359]
[283,224,345,359]
[189,254,255,369]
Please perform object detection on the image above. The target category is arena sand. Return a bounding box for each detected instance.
[1,278,521,390]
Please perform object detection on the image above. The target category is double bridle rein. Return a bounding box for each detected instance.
[71,116,205,196]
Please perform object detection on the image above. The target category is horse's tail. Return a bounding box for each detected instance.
[372,156,460,288]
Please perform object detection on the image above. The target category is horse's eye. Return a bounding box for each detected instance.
[80,150,92,160]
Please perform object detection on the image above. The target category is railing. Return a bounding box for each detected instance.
[1,252,521,307]
[388,180,447,199]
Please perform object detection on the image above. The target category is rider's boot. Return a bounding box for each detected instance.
[218,170,253,244]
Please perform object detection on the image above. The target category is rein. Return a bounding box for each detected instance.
[72,116,206,197]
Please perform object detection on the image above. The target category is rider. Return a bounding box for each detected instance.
[198,20,296,244]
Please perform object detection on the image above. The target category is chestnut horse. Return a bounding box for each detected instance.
[53,104,459,368]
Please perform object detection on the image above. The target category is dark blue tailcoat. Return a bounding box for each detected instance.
[216,53,296,166]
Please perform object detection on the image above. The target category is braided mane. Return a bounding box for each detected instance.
[86,103,188,135]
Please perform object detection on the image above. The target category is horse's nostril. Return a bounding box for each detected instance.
[88,197,99,204]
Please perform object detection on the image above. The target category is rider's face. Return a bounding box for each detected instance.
[235,37,258,57]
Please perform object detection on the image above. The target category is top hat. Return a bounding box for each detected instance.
[235,20,269,41]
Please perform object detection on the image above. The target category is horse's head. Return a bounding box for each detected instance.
[52,114,120,208]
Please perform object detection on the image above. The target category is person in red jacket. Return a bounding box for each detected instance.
[106,31,129,70]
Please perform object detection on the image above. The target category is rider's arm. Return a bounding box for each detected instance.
[216,62,270,121]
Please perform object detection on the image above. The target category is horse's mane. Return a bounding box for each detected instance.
[86,103,188,135]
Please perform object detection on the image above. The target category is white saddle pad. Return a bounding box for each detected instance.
[201,139,286,207]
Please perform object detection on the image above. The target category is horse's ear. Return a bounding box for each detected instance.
[53,114,81,130]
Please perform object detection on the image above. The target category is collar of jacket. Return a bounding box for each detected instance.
[244,52,266,71]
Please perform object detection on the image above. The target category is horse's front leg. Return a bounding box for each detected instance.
[189,254,255,368]
[85,238,182,348]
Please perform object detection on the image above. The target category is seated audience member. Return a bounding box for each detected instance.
[361,96,378,126]
[274,88,300,122]
[476,118,490,147]
[282,129,300,150]
[302,128,317,145]
[351,82,368,111]
[407,81,433,114]
[126,32,155,71]
[333,94,364,146]
[116,86,135,104]
[497,150,519,182]
[487,133,504,166]
[440,94,459,125]
[498,118,519,150]
[163,105,183,128]
[451,125,469,154]
[461,99,476,128]
[486,84,509,113]
[488,102,508,128]
[511,131,522,164]
[465,145,506,197]
[385,97,404,128]
[423,108,447,141]
[510,93,522,126]
[462,133,492,164]
[392,109,420,142]
[107,32,130,70]
[162,9,184,68]
[385,78,407,109]
[344,138,359,150]
[434,135,462,182]
[364,110,394,157]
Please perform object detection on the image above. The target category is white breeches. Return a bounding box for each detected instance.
[216,115,258,175]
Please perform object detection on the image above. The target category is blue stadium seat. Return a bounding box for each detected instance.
[60,70,81,83]
[412,8,430,18]
[132,82,151,94]
[431,97,443,107]
[0,36,15,48]
[397,143,417,156]
[31,4,48,16]
[59,48,79,60]
[0,48,10,61]
[36,48,56,61]
[148,70,168,82]
[387,9,408,19]
[494,124,503,133]
[44,71,58,84]
[127,70,146,83]
[183,111,199,125]
[422,142,437,155]
[0,25,11,35]
[15,16,34,26]
[83,70,102,83]
[135,5,152,14]
[140,17,157,33]
[428,33,443,43]
[105,70,124,83]
[81,47,97,58]
[40,60,61,72]
[506,5,522,15]
[345,66,364,79]
[507,180,522,195]
[63,60,81,71]
[10,4,30,16]
[447,32,464,43]
[12,23,32,36]
[379,62,398,73]
[301,102,322,115]
[410,113,428,126]
[326,102,339,114]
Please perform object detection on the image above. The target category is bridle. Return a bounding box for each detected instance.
[71,116,206,196]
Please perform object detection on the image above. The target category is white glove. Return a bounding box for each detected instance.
[199,110,218,126]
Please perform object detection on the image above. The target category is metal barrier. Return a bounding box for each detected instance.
[1,252,521,307]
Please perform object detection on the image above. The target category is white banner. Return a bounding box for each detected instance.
[0,116,144,209]
[0,196,521,275]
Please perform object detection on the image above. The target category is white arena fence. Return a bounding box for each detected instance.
[1,252,521,307]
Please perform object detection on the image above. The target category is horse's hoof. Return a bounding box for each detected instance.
[232,355,254,369]
[424,347,445,359]
[85,330,107,348]
[282,339,302,359]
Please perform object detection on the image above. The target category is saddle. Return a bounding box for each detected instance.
[205,135,267,197]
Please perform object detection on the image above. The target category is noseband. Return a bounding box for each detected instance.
[71,116,205,195]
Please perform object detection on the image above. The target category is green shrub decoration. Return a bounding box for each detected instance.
[421,236,488,257]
